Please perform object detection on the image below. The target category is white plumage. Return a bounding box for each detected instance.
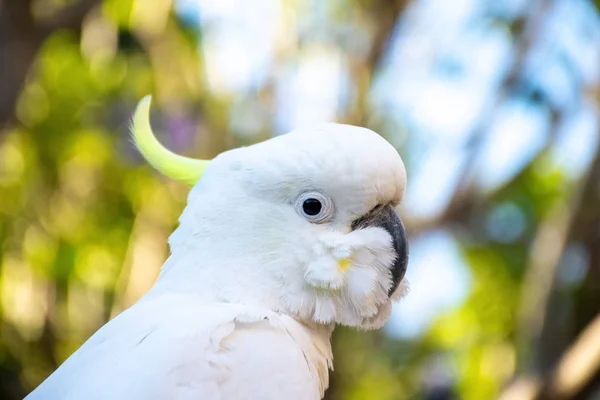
[28,293,332,399]
[26,114,408,399]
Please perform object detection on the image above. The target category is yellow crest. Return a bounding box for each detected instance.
[131,96,209,185]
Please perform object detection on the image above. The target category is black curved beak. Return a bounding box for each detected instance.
[351,204,409,297]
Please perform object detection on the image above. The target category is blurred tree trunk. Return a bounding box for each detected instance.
[0,0,39,127]
[0,0,99,129]
[500,137,600,400]
[344,0,412,126]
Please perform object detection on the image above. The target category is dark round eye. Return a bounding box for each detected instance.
[295,191,334,223]
[302,198,322,216]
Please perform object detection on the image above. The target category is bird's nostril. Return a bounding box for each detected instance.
[351,204,383,231]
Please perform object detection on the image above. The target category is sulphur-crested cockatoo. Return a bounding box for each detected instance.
[26,96,409,400]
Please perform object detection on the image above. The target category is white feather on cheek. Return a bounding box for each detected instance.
[282,226,399,329]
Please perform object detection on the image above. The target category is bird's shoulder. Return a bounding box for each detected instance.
[26,292,331,400]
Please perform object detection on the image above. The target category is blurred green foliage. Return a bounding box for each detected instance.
[0,2,192,396]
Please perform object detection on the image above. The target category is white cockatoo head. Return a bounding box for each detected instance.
[132,96,409,330]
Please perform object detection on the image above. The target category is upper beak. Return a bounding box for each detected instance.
[351,204,409,297]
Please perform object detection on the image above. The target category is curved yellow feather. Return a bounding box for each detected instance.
[131,95,209,185]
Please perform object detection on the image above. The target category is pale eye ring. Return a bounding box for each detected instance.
[295,191,334,223]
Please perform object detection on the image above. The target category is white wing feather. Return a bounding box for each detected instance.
[25,293,331,400]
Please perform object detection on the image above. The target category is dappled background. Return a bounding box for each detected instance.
[1,0,599,399]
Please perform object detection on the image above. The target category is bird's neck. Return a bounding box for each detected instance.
[148,242,333,332]
[152,252,281,306]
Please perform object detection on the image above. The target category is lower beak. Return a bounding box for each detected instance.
[351,204,409,297]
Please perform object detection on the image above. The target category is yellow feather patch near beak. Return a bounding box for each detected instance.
[338,258,351,271]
